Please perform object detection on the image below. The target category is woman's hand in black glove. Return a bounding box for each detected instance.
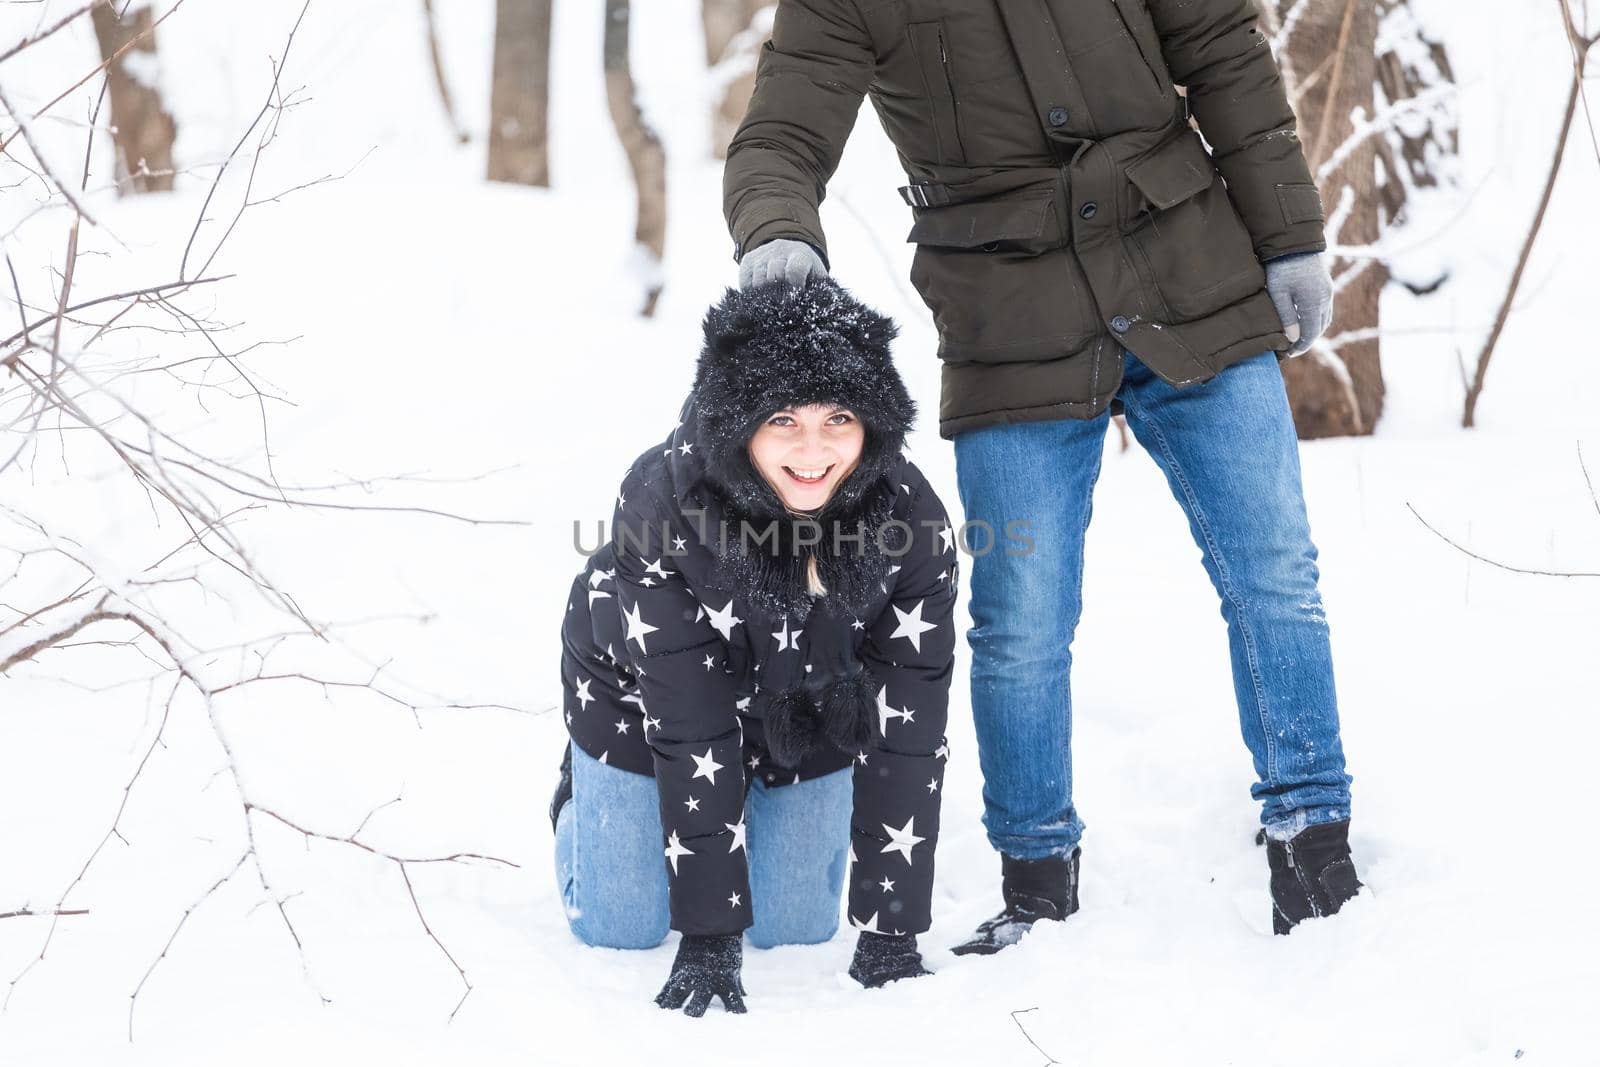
[847,931,932,989]
[654,933,748,1017]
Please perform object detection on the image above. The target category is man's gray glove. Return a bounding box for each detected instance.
[739,237,828,290]
[1264,251,1334,357]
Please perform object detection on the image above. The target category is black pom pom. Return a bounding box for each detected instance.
[763,686,822,767]
[818,666,876,754]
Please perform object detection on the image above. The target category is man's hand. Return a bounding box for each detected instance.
[1264,251,1334,357]
[654,933,748,1017]
[739,238,828,290]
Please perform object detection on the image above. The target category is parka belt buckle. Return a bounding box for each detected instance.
[898,183,951,208]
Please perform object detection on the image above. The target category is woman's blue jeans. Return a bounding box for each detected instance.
[553,743,852,949]
[953,348,1354,860]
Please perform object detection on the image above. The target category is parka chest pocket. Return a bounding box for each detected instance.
[906,21,966,166]
[905,189,1101,362]
[1121,129,1266,323]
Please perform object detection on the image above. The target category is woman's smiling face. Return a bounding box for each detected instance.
[747,402,865,512]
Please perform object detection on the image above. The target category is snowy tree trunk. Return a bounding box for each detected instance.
[487,0,551,186]
[605,0,667,316]
[702,0,771,160]
[1372,0,1459,231]
[90,2,176,194]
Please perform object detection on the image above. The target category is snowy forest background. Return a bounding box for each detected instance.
[2,0,1598,1063]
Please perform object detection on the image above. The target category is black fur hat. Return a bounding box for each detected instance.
[690,276,916,526]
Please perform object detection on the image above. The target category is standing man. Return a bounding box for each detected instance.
[723,0,1361,949]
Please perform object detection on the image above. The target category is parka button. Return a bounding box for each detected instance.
[1078,202,1098,219]
[1047,106,1069,127]
[1110,315,1131,333]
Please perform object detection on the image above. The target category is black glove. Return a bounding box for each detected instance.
[847,931,932,989]
[654,933,747,1017]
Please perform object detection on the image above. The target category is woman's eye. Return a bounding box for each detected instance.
[828,413,854,425]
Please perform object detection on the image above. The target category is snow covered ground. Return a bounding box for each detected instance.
[2,1,1597,1064]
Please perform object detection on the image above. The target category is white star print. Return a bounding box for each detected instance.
[875,685,913,735]
[935,742,950,760]
[879,876,895,893]
[644,558,672,581]
[748,755,761,769]
[851,911,881,933]
[691,748,725,786]
[703,599,744,641]
[673,536,687,551]
[574,676,594,711]
[771,617,803,652]
[664,830,693,875]
[685,796,700,812]
[599,751,609,764]
[889,599,937,653]
[726,819,747,854]
[939,523,955,553]
[855,751,870,766]
[589,568,615,588]
[728,891,741,908]
[623,600,658,653]
[644,714,661,733]
[736,696,752,711]
[615,719,630,735]
[703,654,716,671]
[851,616,865,631]
[927,778,939,794]
[587,589,613,607]
[880,816,926,865]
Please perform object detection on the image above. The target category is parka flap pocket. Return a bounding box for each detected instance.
[905,191,1054,250]
[1125,131,1216,215]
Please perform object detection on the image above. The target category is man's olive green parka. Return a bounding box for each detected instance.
[723,0,1328,438]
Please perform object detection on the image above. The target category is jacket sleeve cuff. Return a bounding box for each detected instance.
[730,200,829,267]
[1259,244,1327,264]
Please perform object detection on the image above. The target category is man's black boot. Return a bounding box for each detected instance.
[1264,818,1362,934]
[951,846,1080,956]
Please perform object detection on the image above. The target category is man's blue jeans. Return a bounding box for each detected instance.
[953,348,1354,860]
[553,743,852,948]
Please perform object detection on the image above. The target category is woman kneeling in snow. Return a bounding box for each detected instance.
[550,278,958,1016]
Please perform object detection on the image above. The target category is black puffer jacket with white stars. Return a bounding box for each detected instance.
[558,279,958,938]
